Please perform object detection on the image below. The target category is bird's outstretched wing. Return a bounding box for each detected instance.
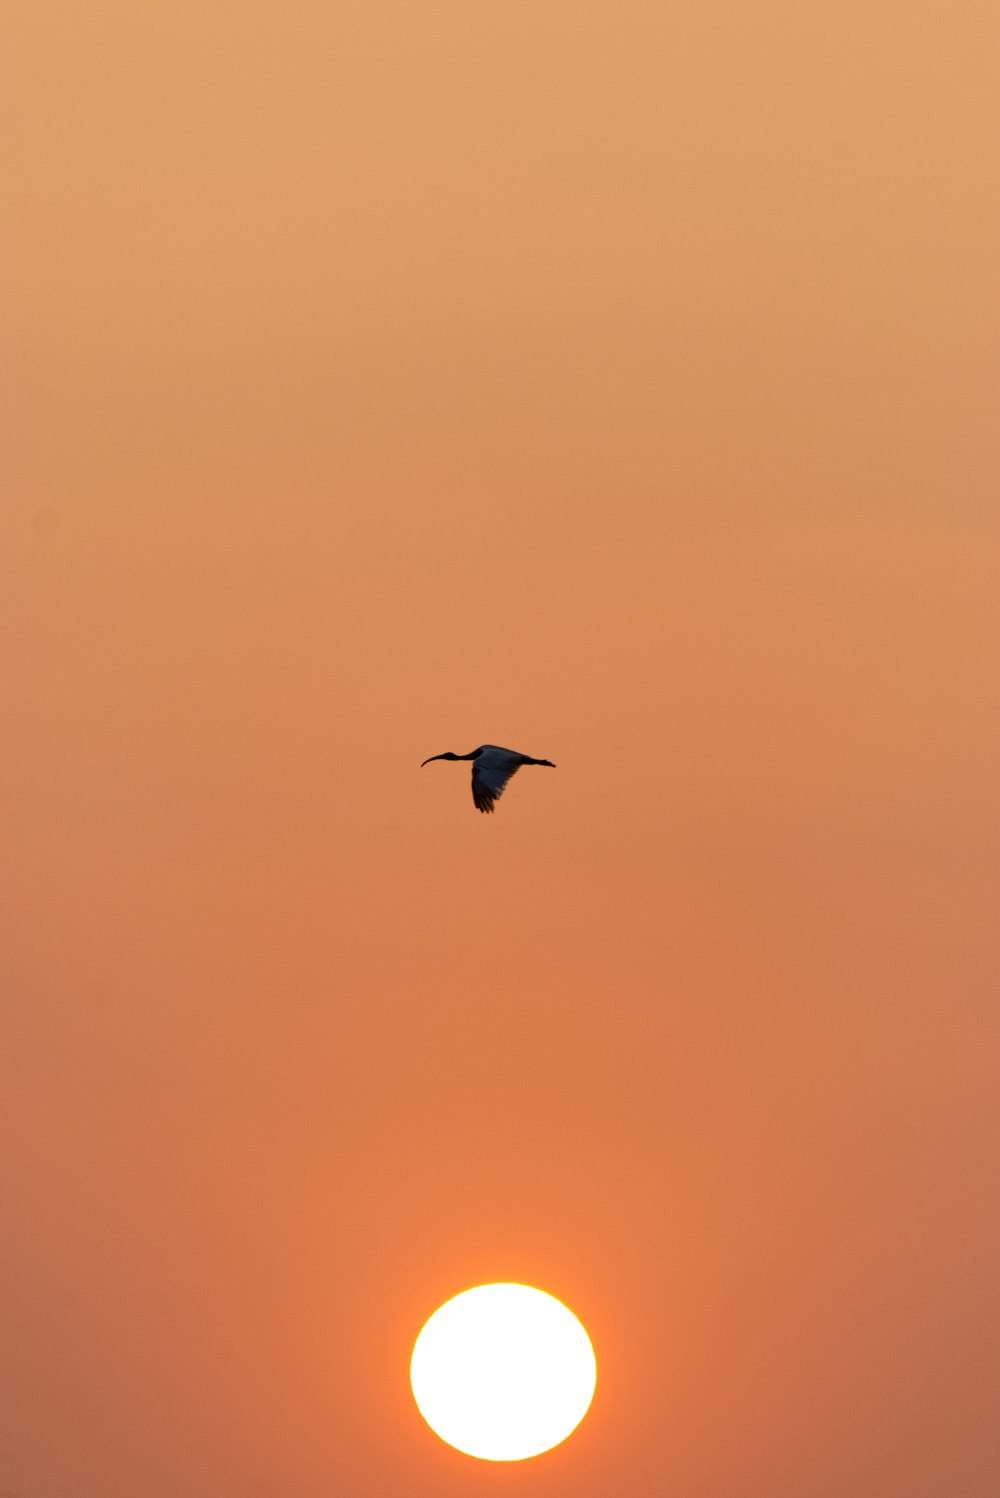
[471,754,521,814]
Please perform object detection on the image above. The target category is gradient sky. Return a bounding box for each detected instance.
[5,3,999,1495]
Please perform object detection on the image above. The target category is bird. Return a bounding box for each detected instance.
[420,743,556,814]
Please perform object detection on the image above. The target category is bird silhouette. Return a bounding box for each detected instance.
[420,744,556,813]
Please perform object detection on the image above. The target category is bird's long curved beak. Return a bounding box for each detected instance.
[420,754,445,766]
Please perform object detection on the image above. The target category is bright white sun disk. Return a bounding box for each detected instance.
[410,1282,597,1461]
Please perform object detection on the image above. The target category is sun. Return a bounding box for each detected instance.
[410,1282,597,1461]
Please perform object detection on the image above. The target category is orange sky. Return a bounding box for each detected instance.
[4,3,999,1494]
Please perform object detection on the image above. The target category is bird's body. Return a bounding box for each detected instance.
[420,743,556,813]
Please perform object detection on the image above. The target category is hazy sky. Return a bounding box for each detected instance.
[5,3,999,1495]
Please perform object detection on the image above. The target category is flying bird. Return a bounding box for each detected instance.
[420,743,556,814]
